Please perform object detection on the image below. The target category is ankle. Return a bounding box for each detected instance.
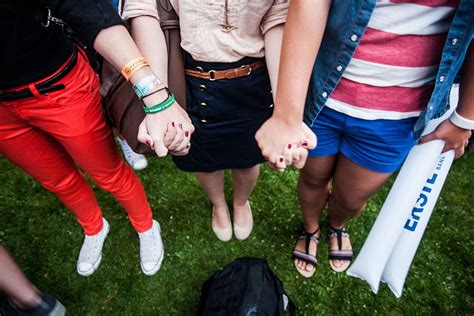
[303,223,320,234]
[233,200,249,208]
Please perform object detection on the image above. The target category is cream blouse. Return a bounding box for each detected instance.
[121,0,289,62]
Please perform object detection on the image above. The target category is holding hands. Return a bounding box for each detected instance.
[256,115,316,172]
[138,91,195,157]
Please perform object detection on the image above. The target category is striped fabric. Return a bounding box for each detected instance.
[326,0,458,120]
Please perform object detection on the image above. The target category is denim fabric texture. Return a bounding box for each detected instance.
[304,0,474,140]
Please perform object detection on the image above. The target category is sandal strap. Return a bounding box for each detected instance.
[329,249,353,261]
[328,224,349,251]
[299,228,320,255]
[293,250,318,266]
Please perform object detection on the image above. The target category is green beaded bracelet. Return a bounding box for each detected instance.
[143,92,175,114]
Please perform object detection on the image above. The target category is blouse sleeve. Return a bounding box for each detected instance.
[121,0,160,22]
[261,0,290,34]
[45,0,124,49]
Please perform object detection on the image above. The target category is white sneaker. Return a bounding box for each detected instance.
[138,220,164,276]
[117,137,148,170]
[77,218,109,276]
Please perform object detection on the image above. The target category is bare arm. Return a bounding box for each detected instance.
[256,0,332,169]
[264,24,284,95]
[94,24,194,157]
[420,42,473,158]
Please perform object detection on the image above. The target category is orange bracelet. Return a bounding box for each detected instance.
[121,57,149,81]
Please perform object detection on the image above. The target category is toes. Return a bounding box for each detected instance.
[305,263,314,272]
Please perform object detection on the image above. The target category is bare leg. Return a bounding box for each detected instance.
[196,170,230,229]
[231,165,260,227]
[295,155,337,272]
[328,155,393,269]
[0,245,40,309]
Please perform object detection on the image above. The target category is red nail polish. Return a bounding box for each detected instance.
[185,131,189,137]
[287,144,292,149]
[302,141,308,147]
[279,157,284,162]
[146,140,152,147]
[179,124,183,129]
[186,144,190,148]
[171,121,175,127]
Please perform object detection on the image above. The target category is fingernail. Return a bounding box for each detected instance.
[287,144,292,149]
[146,140,152,147]
[302,140,308,147]
[185,131,189,137]
[179,124,183,129]
[171,121,175,127]
[279,157,284,162]
[186,144,190,148]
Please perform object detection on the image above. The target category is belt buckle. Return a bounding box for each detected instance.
[209,70,216,81]
[241,65,252,76]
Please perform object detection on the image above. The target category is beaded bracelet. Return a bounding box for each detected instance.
[133,74,166,99]
[143,91,176,114]
[121,57,149,81]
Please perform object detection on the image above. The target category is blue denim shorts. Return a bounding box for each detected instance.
[308,107,418,173]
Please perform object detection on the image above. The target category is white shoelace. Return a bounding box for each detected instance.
[139,226,161,263]
[118,138,145,166]
[79,234,102,263]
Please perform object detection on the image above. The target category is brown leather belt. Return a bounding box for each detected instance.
[185,59,265,81]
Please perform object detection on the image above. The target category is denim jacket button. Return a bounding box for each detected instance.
[336,65,343,72]
[322,91,328,98]
[350,34,358,42]
[451,38,458,45]
[439,76,445,83]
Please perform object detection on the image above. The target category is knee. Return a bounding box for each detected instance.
[331,190,366,214]
[41,169,85,195]
[299,171,331,190]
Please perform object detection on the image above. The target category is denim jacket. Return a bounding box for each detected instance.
[304,0,474,140]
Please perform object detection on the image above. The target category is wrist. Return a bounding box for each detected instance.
[449,110,474,130]
[143,89,169,107]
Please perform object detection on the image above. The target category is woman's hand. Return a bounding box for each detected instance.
[256,116,316,171]
[138,102,194,157]
[419,119,471,159]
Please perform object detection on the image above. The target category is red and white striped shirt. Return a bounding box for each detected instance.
[326,0,458,120]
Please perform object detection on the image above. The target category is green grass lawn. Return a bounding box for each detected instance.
[0,150,472,315]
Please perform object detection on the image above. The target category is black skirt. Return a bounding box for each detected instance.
[172,54,274,172]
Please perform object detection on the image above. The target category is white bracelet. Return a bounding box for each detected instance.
[449,110,474,130]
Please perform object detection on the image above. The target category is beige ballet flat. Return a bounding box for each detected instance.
[233,201,253,241]
[212,207,232,242]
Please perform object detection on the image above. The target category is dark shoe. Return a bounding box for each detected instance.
[2,293,65,316]
[292,227,320,278]
[328,224,353,272]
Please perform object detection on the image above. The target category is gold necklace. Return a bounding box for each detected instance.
[220,0,237,32]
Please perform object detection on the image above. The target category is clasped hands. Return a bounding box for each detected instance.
[137,102,195,157]
[256,116,317,172]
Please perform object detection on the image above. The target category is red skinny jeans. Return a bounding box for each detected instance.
[0,51,152,235]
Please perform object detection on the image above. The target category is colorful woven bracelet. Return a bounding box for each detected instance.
[133,74,166,99]
[143,92,175,114]
[121,57,149,81]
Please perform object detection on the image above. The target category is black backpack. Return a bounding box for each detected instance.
[198,257,296,316]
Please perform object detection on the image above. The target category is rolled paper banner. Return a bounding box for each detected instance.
[381,150,455,298]
[346,140,445,293]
